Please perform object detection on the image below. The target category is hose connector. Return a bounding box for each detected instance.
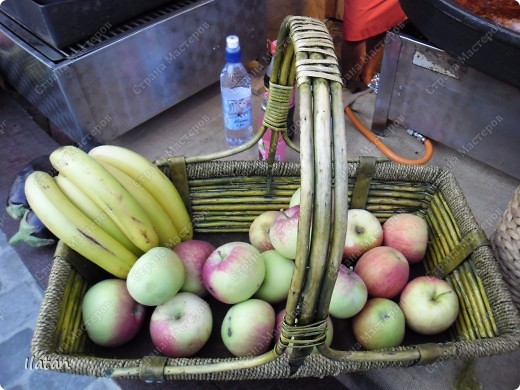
[407,129,427,143]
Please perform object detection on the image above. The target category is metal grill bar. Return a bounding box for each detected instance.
[60,0,200,58]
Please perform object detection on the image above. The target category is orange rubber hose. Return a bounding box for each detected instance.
[345,106,434,165]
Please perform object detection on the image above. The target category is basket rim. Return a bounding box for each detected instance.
[30,159,520,379]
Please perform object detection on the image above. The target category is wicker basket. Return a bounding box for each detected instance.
[31,16,520,381]
[491,186,520,310]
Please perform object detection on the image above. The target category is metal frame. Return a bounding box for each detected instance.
[372,32,520,179]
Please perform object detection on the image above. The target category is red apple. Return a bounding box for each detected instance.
[248,210,281,252]
[173,239,215,296]
[221,299,275,357]
[352,298,405,350]
[268,205,300,259]
[126,247,185,306]
[150,292,213,357]
[399,276,459,335]
[328,264,368,319]
[354,246,409,299]
[383,213,429,263]
[202,242,265,304]
[82,279,146,347]
[343,209,383,261]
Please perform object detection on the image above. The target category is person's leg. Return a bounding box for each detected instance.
[341,39,368,91]
[360,32,386,85]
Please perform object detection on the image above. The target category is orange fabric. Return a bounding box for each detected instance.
[343,0,407,41]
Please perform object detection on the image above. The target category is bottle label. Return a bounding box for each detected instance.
[223,96,252,130]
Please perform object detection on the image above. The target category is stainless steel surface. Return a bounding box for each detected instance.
[398,0,520,87]
[372,33,520,179]
[0,0,266,144]
[0,0,174,49]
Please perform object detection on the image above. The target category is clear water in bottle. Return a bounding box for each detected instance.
[220,35,254,146]
[221,85,254,146]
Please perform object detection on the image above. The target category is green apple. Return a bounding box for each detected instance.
[149,292,213,357]
[249,210,281,252]
[254,250,295,303]
[268,205,300,259]
[202,242,265,304]
[352,298,405,350]
[82,279,146,347]
[343,209,383,261]
[221,299,275,357]
[329,264,367,319]
[126,247,185,306]
[399,276,459,335]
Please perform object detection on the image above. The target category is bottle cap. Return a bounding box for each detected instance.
[225,35,242,63]
[226,35,240,50]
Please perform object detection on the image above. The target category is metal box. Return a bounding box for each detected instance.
[373,33,520,179]
[0,0,266,145]
[0,0,174,49]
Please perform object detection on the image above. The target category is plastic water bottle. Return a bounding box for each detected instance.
[220,35,254,146]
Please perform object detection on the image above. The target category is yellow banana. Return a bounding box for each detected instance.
[24,171,137,278]
[55,173,143,256]
[88,145,192,241]
[97,161,182,248]
[49,145,159,252]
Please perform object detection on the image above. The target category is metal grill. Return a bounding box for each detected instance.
[61,0,200,58]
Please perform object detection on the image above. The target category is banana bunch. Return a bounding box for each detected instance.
[24,145,192,279]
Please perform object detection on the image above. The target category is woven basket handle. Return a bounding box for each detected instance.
[271,16,348,363]
[109,15,348,379]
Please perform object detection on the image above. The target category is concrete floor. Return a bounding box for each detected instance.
[0,231,120,390]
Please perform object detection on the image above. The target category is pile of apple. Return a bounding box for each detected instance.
[80,209,300,358]
[341,207,460,350]
[80,187,460,357]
